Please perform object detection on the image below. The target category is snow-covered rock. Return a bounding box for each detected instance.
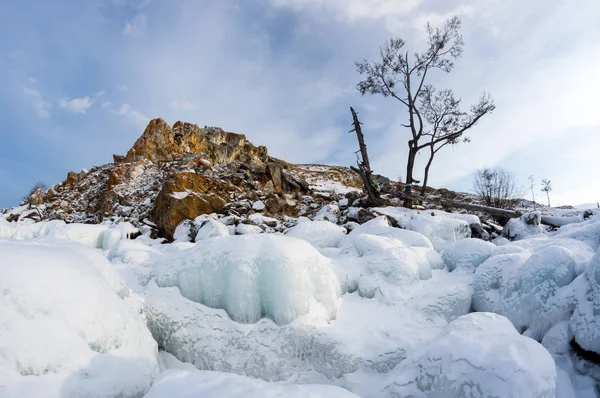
[145,369,360,398]
[252,200,265,211]
[235,223,263,235]
[153,234,340,325]
[383,312,556,398]
[195,218,230,240]
[0,240,159,397]
[503,211,544,241]
[285,220,346,248]
[313,203,341,224]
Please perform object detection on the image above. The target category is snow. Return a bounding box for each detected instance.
[285,220,346,248]
[570,248,600,354]
[313,203,341,223]
[153,234,340,325]
[173,220,193,242]
[383,312,557,398]
[171,191,190,200]
[146,368,359,398]
[235,223,263,235]
[348,216,434,249]
[195,217,230,240]
[0,239,158,397]
[503,211,544,241]
[5,203,600,397]
[472,244,586,333]
[442,238,497,272]
[252,200,265,211]
[371,207,471,251]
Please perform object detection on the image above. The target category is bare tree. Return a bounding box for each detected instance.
[541,178,552,207]
[418,86,494,195]
[356,16,495,206]
[528,175,536,210]
[473,168,522,210]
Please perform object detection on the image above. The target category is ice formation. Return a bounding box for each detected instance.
[153,234,340,325]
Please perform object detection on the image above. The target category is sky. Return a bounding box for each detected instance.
[1,0,599,209]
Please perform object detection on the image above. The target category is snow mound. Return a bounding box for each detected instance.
[0,240,158,397]
[554,215,600,251]
[372,207,472,251]
[154,234,340,325]
[285,220,346,248]
[145,369,359,398]
[383,312,556,398]
[503,211,544,241]
[348,216,433,249]
[195,218,230,241]
[442,238,497,272]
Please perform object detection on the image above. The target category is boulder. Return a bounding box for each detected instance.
[152,172,230,240]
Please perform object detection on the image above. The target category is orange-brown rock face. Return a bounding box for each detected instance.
[152,172,231,239]
[124,118,268,166]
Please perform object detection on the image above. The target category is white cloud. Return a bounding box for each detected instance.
[269,0,422,23]
[59,97,93,114]
[22,87,51,119]
[58,92,104,114]
[112,103,150,128]
[122,14,147,37]
[171,100,196,111]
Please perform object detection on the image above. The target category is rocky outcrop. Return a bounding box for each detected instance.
[12,118,365,240]
[124,119,269,166]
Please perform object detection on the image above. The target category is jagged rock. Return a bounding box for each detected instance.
[29,189,44,205]
[65,171,80,186]
[124,119,268,166]
[113,154,125,163]
[152,172,230,239]
[470,223,490,241]
[346,207,376,224]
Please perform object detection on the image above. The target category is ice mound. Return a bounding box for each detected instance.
[285,220,346,248]
[442,238,497,272]
[0,240,159,397]
[154,234,340,325]
[570,249,600,354]
[473,246,580,332]
[145,369,360,398]
[383,312,556,398]
[335,229,444,297]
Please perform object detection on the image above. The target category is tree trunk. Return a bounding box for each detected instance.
[546,193,551,207]
[403,144,417,208]
[420,147,434,196]
[349,107,381,206]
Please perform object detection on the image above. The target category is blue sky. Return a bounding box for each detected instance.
[1,0,599,208]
